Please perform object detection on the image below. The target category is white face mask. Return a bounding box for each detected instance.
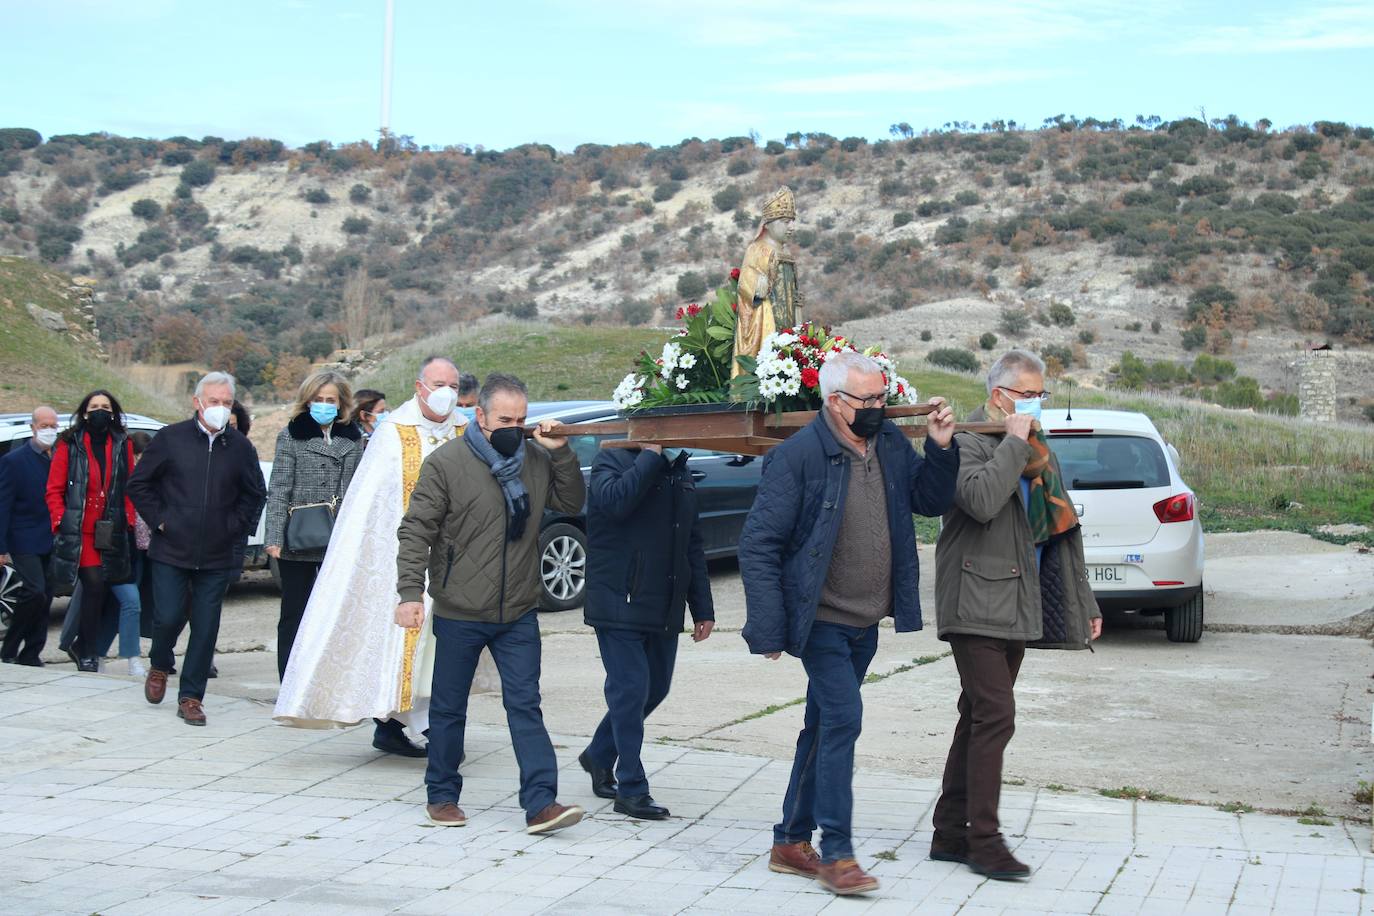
[421,382,458,419]
[34,427,59,448]
[201,404,232,431]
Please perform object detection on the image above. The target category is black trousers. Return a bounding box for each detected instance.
[76,565,110,659]
[276,557,320,680]
[932,634,1026,855]
[2,552,52,664]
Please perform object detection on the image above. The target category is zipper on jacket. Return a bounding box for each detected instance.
[498,510,508,623]
[442,545,455,589]
[195,432,214,570]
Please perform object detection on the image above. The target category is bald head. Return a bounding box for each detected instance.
[31,406,58,429]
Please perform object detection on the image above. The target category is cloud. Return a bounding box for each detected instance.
[1169,2,1374,54]
[769,69,1051,95]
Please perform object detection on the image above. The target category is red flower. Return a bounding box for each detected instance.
[896,382,905,395]
[675,307,685,320]
[730,267,741,281]
[731,302,738,312]
[687,304,702,318]
[801,367,820,389]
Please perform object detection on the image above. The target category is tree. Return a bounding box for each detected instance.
[304,187,332,204]
[180,159,216,188]
[711,185,743,212]
[349,183,372,204]
[889,123,914,140]
[152,313,207,362]
[927,348,980,373]
[0,127,42,149]
[130,198,161,221]
[341,216,371,235]
[340,267,389,349]
[676,271,707,300]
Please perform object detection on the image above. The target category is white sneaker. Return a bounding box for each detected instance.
[125,657,148,677]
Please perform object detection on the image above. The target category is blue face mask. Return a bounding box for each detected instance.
[310,402,339,426]
[372,410,389,425]
[1013,397,1043,423]
[457,406,477,422]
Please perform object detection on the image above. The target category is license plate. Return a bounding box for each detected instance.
[1090,565,1128,583]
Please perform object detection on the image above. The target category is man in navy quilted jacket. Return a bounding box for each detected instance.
[739,351,958,897]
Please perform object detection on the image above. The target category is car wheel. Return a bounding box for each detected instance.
[539,522,586,612]
[1165,588,1203,643]
[269,556,282,591]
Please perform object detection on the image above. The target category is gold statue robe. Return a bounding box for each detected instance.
[733,236,801,377]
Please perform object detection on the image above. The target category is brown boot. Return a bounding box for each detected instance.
[768,841,821,878]
[177,697,206,726]
[425,802,467,826]
[930,830,969,864]
[526,802,584,835]
[968,842,1031,880]
[144,668,168,704]
[816,858,879,896]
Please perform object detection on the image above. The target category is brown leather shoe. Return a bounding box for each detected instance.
[525,802,584,835]
[425,802,467,827]
[144,668,168,704]
[968,843,1031,880]
[177,697,206,726]
[768,841,821,878]
[816,858,880,896]
[930,830,969,864]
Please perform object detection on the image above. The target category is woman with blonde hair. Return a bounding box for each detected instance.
[264,370,362,679]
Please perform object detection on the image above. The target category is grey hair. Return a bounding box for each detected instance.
[195,371,237,399]
[986,349,1046,394]
[819,351,884,400]
[478,372,528,413]
[457,372,479,397]
[417,355,457,381]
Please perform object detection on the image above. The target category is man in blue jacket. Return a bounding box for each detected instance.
[579,443,714,820]
[0,406,61,666]
[740,351,958,897]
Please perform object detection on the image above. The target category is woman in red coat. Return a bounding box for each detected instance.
[46,390,136,672]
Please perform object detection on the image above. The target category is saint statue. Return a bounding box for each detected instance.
[733,186,803,377]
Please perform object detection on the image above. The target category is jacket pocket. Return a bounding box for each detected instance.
[624,551,642,603]
[442,545,455,589]
[956,555,1022,627]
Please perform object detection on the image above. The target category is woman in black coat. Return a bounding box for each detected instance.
[264,371,361,680]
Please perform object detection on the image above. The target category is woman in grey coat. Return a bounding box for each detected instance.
[265,371,361,680]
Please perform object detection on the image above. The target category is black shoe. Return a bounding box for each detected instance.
[614,794,669,820]
[76,657,99,673]
[968,844,1031,881]
[579,750,617,800]
[16,658,45,668]
[208,664,218,678]
[930,831,969,864]
[63,644,80,668]
[1,657,13,664]
[372,723,427,758]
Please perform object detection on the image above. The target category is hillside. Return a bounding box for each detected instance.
[0,256,178,418]
[0,120,1371,420]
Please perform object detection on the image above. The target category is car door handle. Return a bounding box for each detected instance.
[691,471,706,482]
[1074,503,1085,517]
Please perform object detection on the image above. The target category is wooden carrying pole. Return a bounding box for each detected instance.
[524,404,1004,454]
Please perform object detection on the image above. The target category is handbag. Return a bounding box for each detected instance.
[93,519,116,551]
[285,498,337,553]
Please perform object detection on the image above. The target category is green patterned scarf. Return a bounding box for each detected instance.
[986,400,1079,545]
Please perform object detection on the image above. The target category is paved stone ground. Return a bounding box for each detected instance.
[1,665,1370,915]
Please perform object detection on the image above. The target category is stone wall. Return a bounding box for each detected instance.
[1296,349,1337,422]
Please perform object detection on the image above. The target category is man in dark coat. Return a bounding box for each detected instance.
[128,372,266,726]
[740,351,958,897]
[577,444,715,820]
[0,406,60,665]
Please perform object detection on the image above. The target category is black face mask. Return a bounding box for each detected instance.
[847,405,885,439]
[86,409,112,434]
[487,425,523,459]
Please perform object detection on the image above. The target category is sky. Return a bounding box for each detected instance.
[2,0,1371,151]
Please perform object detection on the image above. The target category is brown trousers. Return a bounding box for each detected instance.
[932,634,1026,853]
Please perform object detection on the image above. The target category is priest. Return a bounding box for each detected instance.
[275,356,498,755]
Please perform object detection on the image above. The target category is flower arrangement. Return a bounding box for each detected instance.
[612,278,919,413]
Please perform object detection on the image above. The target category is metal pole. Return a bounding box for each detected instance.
[380,0,395,135]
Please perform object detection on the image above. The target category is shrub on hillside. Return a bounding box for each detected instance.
[978,331,998,350]
[712,185,743,212]
[138,273,162,291]
[653,181,681,202]
[1048,301,1076,326]
[727,158,753,177]
[349,183,371,204]
[999,307,1031,336]
[304,188,332,205]
[617,299,654,326]
[676,271,707,300]
[341,216,370,235]
[130,198,161,221]
[892,211,913,228]
[161,149,194,166]
[180,159,216,188]
[1180,325,1207,350]
[100,170,147,194]
[927,347,980,373]
[0,127,42,150]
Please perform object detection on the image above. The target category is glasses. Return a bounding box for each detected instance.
[998,386,1051,402]
[836,390,887,409]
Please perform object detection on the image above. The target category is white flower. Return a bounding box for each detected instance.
[675,374,690,390]
[612,373,645,410]
[678,352,697,369]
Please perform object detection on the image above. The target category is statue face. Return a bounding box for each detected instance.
[765,218,794,244]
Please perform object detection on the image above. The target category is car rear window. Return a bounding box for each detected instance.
[1047,435,1170,490]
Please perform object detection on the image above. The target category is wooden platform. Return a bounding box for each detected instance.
[530,404,1003,455]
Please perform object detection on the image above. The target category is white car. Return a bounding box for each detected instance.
[1042,408,1206,642]
[0,412,271,578]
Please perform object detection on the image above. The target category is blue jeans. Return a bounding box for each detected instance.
[426,612,558,820]
[774,621,879,863]
[148,561,232,702]
[62,574,142,659]
[584,628,679,798]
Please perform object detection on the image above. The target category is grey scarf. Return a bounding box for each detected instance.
[463,420,530,541]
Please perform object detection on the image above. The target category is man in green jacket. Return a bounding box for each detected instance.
[395,373,587,835]
[932,349,1102,880]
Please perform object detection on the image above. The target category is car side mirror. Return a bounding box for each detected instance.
[727,455,755,467]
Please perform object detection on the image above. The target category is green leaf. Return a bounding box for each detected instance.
[705,325,733,341]
[735,354,758,373]
[711,295,734,327]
